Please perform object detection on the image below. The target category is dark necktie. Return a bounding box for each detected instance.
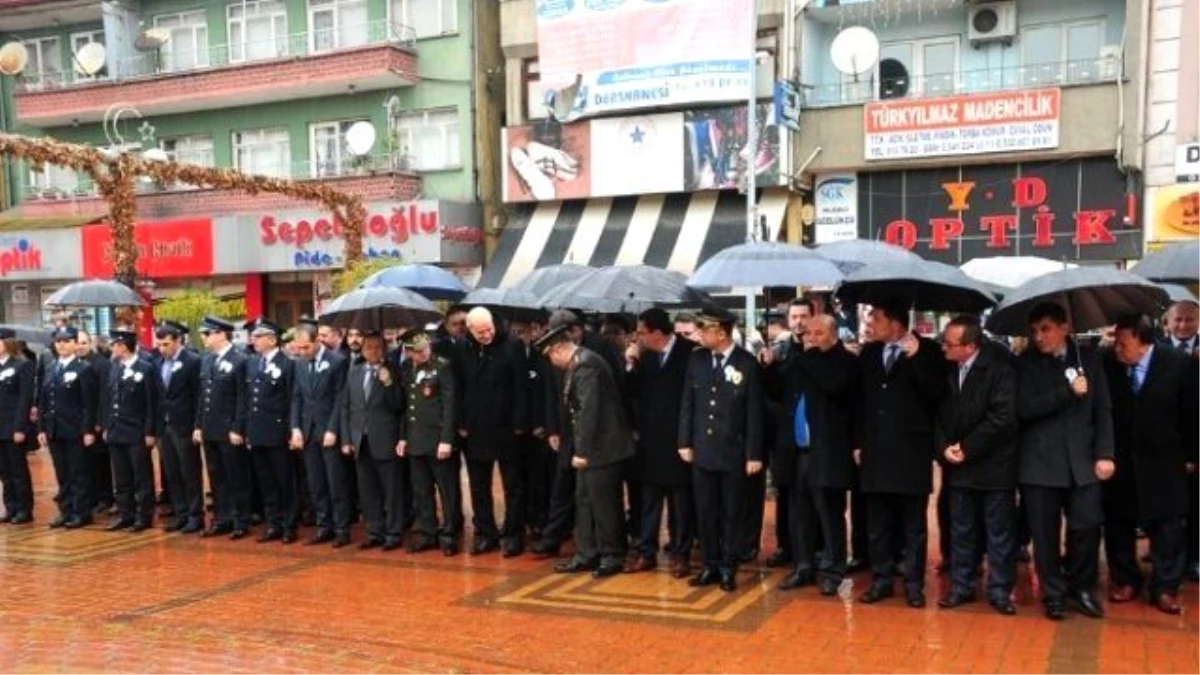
[884,345,899,373]
[712,353,724,378]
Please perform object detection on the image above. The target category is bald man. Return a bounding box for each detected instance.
[456,308,531,556]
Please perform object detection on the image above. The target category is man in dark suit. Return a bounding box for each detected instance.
[1103,314,1198,615]
[1160,299,1198,582]
[39,326,98,529]
[340,331,406,550]
[934,316,1019,615]
[0,328,35,524]
[194,317,251,539]
[538,321,635,578]
[678,306,764,593]
[153,321,203,533]
[76,329,114,515]
[290,323,351,547]
[242,319,298,544]
[856,298,948,609]
[397,330,461,555]
[102,329,160,532]
[1016,302,1114,621]
[457,307,530,557]
[626,308,696,578]
[777,315,859,596]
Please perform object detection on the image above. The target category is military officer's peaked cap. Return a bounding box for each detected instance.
[199,316,235,334]
[402,330,431,351]
[696,305,737,329]
[52,326,79,342]
[250,319,283,338]
[156,320,189,337]
[109,329,139,348]
[0,327,14,340]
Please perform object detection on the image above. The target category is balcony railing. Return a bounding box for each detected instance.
[15,19,416,92]
[802,56,1121,107]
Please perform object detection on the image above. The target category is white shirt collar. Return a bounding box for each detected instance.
[261,348,280,363]
[715,342,736,361]
[960,350,980,371]
[216,344,233,359]
[0,355,8,366]
[59,355,75,367]
[661,335,676,356]
[121,355,138,368]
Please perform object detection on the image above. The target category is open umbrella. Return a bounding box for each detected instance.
[687,241,844,289]
[541,265,711,314]
[960,256,1076,294]
[359,263,471,301]
[43,279,145,307]
[458,288,547,323]
[1131,240,1199,284]
[319,286,442,330]
[1160,283,1198,305]
[836,258,996,313]
[813,239,921,273]
[510,264,596,296]
[985,267,1170,336]
[0,324,53,345]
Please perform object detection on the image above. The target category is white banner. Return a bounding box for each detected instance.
[813,173,859,243]
[590,113,685,197]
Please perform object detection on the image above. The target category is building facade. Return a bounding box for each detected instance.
[0,0,494,331]
[794,0,1153,267]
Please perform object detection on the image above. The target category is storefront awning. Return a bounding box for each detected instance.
[480,188,790,289]
[0,209,104,232]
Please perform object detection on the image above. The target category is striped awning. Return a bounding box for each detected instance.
[481,188,790,289]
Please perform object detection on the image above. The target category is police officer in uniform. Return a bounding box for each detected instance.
[193,317,251,539]
[154,321,203,533]
[39,326,98,529]
[103,329,160,531]
[242,319,298,544]
[397,331,461,555]
[0,327,36,524]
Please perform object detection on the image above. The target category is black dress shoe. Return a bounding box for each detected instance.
[442,543,459,557]
[1045,603,1067,620]
[1074,592,1104,619]
[281,530,298,544]
[307,530,335,546]
[846,557,869,573]
[332,533,351,549]
[737,548,759,564]
[593,563,623,579]
[163,519,185,533]
[382,538,401,552]
[501,538,524,558]
[859,584,895,604]
[530,539,561,557]
[906,592,926,609]
[719,572,737,592]
[937,591,977,609]
[555,558,597,574]
[407,537,438,554]
[229,528,250,541]
[1188,564,1199,583]
[257,528,283,543]
[106,518,134,532]
[48,515,68,529]
[765,550,793,568]
[779,569,816,590]
[689,568,721,587]
[65,516,93,529]
[180,520,204,534]
[820,578,840,596]
[990,599,1017,616]
[10,512,32,525]
[359,537,384,550]
[471,538,500,556]
[129,520,151,533]
[0,513,13,523]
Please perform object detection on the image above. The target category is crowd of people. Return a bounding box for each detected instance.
[0,293,1195,622]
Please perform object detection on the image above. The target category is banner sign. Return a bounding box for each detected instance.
[813,173,858,243]
[503,103,782,202]
[82,218,213,279]
[1145,183,1199,243]
[863,88,1060,161]
[857,158,1141,263]
[534,0,755,121]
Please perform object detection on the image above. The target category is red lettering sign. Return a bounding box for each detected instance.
[981,215,1018,248]
[929,218,964,250]
[82,218,214,279]
[0,238,43,277]
[260,203,440,248]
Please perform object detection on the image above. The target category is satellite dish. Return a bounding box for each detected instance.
[134,28,171,52]
[0,42,29,76]
[73,42,107,76]
[344,121,377,156]
[830,26,880,78]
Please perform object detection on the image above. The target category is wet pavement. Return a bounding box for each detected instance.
[0,449,1196,673]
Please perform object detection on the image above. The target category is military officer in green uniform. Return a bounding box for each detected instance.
[396,330,461,556]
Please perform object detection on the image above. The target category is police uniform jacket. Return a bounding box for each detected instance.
[104,356,160,445]
[38,356,96,440]
[242,349,295,448]
[678,345,764,473]
[196,346,248,442]
[400,356,456,456]
[0,356,34,439]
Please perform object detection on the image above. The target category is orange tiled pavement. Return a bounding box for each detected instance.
[1,449,1197,674]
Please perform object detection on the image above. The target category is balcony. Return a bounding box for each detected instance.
[13,20,419,128]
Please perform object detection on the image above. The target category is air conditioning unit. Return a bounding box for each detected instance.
[756,53,775,99]
[968,1,1017,47]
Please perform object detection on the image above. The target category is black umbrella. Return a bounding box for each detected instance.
[359,263,471,301]
[813,239,922,273]
[511,264,596,296]
[1131,240,1199,284]
[43,279,145,308]
[0,324,52,345]
[541,265,711,314]
[1160,283,1198,305]
[836,259,996,313]
[985,267,1170,336]
[319,287,442,331]
[687,241,844,289]
[458,288,547,323]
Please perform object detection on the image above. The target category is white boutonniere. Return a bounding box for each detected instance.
[415,370,429,384]
[529,369,538,380]
[1064,367,1078,383]
[0,367,13,381]
[63,371,78,383]
[315,361,329,373]
[123,368,134,380]
[724,365,743,386]
[171,360,183,373]
[268,365,281,380]
[133,371,144,383]
[218,361,233,374]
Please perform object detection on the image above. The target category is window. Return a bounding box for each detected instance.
[70,30,107,80]
[877,37,958,99]
[394,109,460,170]
[522,59,546,121]
[233,128,291,177]
[162,135,215,166]
[310,119,368,177]
[21,37,62,89]
[1021,19,1105,85]
[28,164,80,198]
[391,0,457,39]
[309,0,369,53]
[154,11,210,72]
[228,1,288,62]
